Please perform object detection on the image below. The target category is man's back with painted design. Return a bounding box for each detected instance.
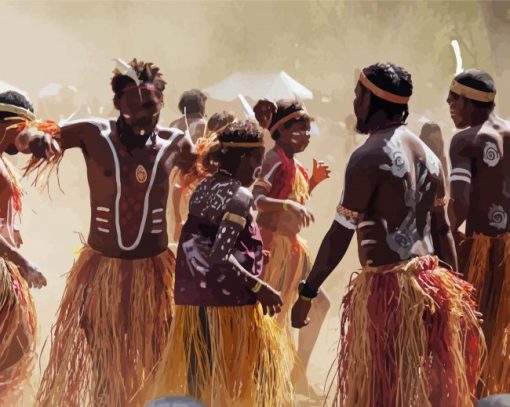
[59,118,188,259]
[450,116,510,236]
[340,126,445,267]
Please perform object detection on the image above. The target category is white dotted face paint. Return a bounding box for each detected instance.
[140,130,146,136]
[123,113,131,119]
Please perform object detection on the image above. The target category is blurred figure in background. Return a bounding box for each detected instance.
[419,121,449,182]
[168,111,237,243]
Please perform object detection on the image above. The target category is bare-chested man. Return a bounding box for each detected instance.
[447,68,510,396]
[34,59,196,407]
[291,63,484,407]
[0,91,47,405]
[252,98,331,399]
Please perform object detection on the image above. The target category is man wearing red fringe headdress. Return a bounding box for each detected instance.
[291,63,485,407]
[447,68,510,397]
[0,90,47,405]
[29,58,196,407]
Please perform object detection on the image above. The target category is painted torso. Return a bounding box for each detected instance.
[338,126,444,267]
[452,118,510,236]
[66,119,184,259]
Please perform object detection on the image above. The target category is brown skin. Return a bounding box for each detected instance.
[447,91,510,243]
[0,119,47,288]
[254,118,330,235]
[253,112,331,397]
[37,85,196,259]
[292,80,457,328]
[188,146,283,314]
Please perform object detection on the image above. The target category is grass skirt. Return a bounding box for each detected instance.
[0,257,36,405]
[260,231,311,334]
[153,304,296,407]
[36,246,176,407]
[460,233,510,396]
[336,255,484,407]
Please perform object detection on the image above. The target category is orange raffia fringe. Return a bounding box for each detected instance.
[462,233,510,397]
[0,156,23,215]
[0,258,36,406]
[5,117,64,192]
[152,304,296,407]
[334,255,485,407]
[37,246,176,407]
[168,132,219,242]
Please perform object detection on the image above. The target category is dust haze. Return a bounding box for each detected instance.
[1,1,508,405]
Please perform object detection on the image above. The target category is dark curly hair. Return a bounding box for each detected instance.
[268,100,309,141]
[361,63,413,122]
[0,91,34,120]
[454,69,496,110]
[178,89,207,115]
[204,120,264,174]
[206,110,236,132]
[111,58,166,98]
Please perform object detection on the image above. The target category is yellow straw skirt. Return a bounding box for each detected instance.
[460,233,510,396]
[153,304,296,407]
[336,255,484,407]
[36,246,176,407]
[259,230,311,333]
[0,257,36,405]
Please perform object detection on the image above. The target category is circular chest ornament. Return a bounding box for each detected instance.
[135,165,148,183]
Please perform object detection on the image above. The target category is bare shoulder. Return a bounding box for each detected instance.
[227,186,253,215]
[61,117,107,136]
[262,148,280,164]
[157,126,185,142]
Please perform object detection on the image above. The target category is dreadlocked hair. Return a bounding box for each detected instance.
[362,63,413,122]
[269,99,308,140]
[111,58,166,98]
[454,69,496,110]
[0,91,34,120]
[203,120,264,174]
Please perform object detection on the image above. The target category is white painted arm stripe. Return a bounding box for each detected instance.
[361,239,377,246]
[152,208,164,214]
[152,219,163,224]
[151,229,163,234]
[450,175,471,184]
[96,217,109,223]
[263,162,281,183]
[334,213,356,230]
[97,227,110,233]
[451,167,471,177]
[357,221,375,229]
[97,207,110,212]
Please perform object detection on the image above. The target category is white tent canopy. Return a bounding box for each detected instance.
[203,71,313,102]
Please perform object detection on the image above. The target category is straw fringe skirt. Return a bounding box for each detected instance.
[460,233,510,396]
[0,257,36,406]
[260,231,311,335]
[336,255,484,407]
[153,304,296,407]
[37,246,175,407]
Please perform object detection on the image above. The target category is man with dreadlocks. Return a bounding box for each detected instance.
[447,69,510,396]
[33,58,196,407]
[252,98,331,399]
[169,111,237,243]
[291,63,484,406]
[0,90,47,405]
